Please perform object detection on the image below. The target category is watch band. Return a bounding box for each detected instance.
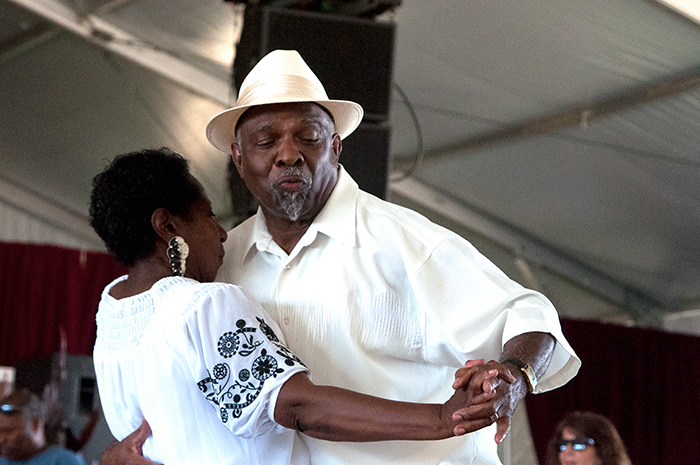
[501,358,537,393]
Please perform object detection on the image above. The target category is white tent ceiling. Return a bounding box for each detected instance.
[2,0,700,323]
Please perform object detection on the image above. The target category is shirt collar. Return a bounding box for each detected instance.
[310,165,358,247]
[239,165,359,263]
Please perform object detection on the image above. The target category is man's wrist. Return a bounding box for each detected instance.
[501,358,537,394]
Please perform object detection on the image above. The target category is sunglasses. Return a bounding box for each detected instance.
[557,437,596,451]
[0,403,24,415]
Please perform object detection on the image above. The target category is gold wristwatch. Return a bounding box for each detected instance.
[501,358,537,393]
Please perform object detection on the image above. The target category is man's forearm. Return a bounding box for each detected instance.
[501,331,556,379]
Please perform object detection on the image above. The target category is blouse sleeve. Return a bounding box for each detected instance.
[181,283,309,438]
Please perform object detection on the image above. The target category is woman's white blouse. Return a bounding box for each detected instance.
[93,276,310,465]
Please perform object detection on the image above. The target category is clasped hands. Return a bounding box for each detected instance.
[446,359,521,444]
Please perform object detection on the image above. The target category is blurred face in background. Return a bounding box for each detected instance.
[558,427,601,465]
[0,410,38,461]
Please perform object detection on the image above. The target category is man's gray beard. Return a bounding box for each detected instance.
[275,188,309,221]
[272,169,312,221]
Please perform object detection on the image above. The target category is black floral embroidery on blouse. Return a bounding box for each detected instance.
[217,332,238,358]
[256,316,306,368]
[212,363,228,380]
[251,354,277,380]
[197,318,302,424]
[257,317,280,342]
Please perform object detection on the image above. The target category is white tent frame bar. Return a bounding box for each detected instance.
[7,0,232,107]
[418,67,700,162]
[0,176,104,248]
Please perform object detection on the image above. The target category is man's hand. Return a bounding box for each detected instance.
[452,359,521,444]
[442,361,502,436]
[455,360,527,444]
[101,419,161,465]
[452,332,556,444]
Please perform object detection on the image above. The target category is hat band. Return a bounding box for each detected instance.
[237,74,331,108]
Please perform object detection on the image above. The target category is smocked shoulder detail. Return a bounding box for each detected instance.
[94,276,202,352]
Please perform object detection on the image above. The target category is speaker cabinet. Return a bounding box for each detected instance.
[234,6,395,122]
[340,122,390,199]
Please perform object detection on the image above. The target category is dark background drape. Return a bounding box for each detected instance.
[0,241,126,367]
[527,318,700,465]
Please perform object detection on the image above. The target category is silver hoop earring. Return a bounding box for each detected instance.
[167,236,189,277]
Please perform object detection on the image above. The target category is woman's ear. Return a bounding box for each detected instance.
[151,208,176,242]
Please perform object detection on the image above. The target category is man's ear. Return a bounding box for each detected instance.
[231,143,243,174]
[331,133,342,164]
[30,416,42,434]
[151,208,176,242]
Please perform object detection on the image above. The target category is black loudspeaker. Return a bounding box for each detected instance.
[340,122,390,199]
[234,6,395,122]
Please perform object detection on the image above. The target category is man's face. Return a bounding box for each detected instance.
[232,102,341,224]
[0,412,35,461]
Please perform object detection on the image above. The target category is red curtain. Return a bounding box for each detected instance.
[0,241,126,367]
[526,318,700,465]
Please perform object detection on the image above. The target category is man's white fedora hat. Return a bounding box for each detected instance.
[206,49,364,155]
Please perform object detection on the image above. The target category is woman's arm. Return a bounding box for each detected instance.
[100,367,501,465]
[274,367,502,442]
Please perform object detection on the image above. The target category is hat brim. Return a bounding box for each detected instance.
[206,99,364,155]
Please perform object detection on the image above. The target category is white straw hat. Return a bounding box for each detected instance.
[206,49,364,155]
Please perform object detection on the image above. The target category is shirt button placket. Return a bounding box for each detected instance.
[278,262,293,326]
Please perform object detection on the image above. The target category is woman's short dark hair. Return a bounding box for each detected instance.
[89,147,202,266]
[545,411,632,465]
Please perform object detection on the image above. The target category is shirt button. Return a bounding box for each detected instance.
[283,317,290,325]
[283,265,291,270]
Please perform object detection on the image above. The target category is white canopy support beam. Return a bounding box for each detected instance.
[412,66,700,163]
[7,0,232,106]
[389,173,664,323]
[0,176,104,249]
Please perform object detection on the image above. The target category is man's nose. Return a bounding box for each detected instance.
[275,138,303,167]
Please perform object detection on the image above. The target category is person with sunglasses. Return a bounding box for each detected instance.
[545,411,632,465]
[0,390,85,465]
